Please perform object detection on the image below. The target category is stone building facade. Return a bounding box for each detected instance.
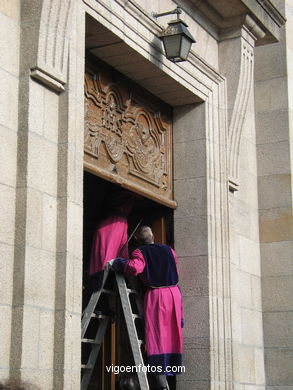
[0,0,292,389]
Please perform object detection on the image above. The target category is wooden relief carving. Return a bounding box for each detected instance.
[84,66,173,205]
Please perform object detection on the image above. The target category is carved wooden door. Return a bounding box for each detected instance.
[84,61,175,208]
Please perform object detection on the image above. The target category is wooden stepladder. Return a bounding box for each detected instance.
[81,269,149,390]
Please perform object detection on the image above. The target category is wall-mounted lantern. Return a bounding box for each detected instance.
[152,6,195,62]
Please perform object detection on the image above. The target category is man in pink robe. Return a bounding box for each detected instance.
[111,226,183,390]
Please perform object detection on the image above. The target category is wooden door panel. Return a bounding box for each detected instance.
[84,61,175,208]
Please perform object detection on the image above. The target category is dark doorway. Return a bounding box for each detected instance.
[82,171,174,389]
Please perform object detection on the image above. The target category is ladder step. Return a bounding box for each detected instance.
[127,288,138,295]
[91,313,110,320]
[82,338,101,345]
[101,288,115,295]
[81,364,93,370]
[132,313,143,320]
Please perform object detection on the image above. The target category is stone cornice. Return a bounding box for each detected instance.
[250,0,286,27]
[188,0,285,43]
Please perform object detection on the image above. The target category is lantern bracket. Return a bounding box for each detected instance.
[152,6,182,20]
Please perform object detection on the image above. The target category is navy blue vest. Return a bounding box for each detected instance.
[139,244,178,287]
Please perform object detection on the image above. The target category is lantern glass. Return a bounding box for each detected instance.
[162,35,181,59]
[180,37,193,60]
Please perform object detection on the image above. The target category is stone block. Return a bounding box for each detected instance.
[21,369,53,390]
[173,103,206,143]
[173,139,206,180]
[63,371,81,390]
[229,230,240,266]
[239,136,258,176]
[256,110,289,144]
[258,174,292,210]
[255,41,286,82]
[43,86,59,143]
[260,241,293,276]
[28,80,44,137]
[0,12,19,75]
[263,311,293,348]
[24,247,55,309]
[230,265,252,308]
[73,256,83,314]
[259,207,293,243]
[233,344,255,384]
[237,169,258,209]
[229,198,260,242]
[251,275,262,311]
[21,305,40,369]
[174,216,208,257]
[265,349,293,385]
[55,253,82,314]
[231,303,242,343]
[27,132,58,196]
[183,296,210,339]
[0,305,12,369]
[39,310,55,369]
[26,188,43,248]
[257,141,291,176]
[262,275,293,312]
[0,125,17,187]
[255,77,288,113]
[67,201,83,259]
[74,156,84,207]
[0,69,18,131]
[174,177,207,218]
[0,242,14,305]
[178,256,209,297]
[0,184,16,245]
[239,235,261,276]
[41,193,57,252]
[181,345,210,381]
[241,308,264,347]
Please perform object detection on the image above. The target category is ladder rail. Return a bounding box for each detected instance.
[81,269,110,338]
[116,273,149,390]
[81,316,110,390]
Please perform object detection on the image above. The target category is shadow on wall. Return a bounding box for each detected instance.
[0,380,40,390]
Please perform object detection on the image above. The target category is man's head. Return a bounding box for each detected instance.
[135,225,154,245]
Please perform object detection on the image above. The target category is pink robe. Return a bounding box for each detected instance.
[89,215,129,275]
[120,247,183,373]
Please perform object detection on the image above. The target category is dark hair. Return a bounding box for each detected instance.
[0,380,39,390]
[116,373,140,390]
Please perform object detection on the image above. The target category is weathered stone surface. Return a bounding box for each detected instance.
[263,311,293,348]
[265,349,293,385]
[261,241,293,276]
[0,184,16,245]
[259,207,293,243]
[0,305,12,370]
[262,275,293,312]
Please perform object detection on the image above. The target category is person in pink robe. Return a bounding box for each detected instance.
[111,226,183,390]
[88,189,133,290]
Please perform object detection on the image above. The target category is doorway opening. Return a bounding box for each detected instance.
[82,170,174,389]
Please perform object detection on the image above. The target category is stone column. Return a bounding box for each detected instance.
[219,16,267,390]
[219,16,265,389]
[173,77,232,389]
[0,0,20,381]
[8,1,85,389]
[255,0,293,387]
